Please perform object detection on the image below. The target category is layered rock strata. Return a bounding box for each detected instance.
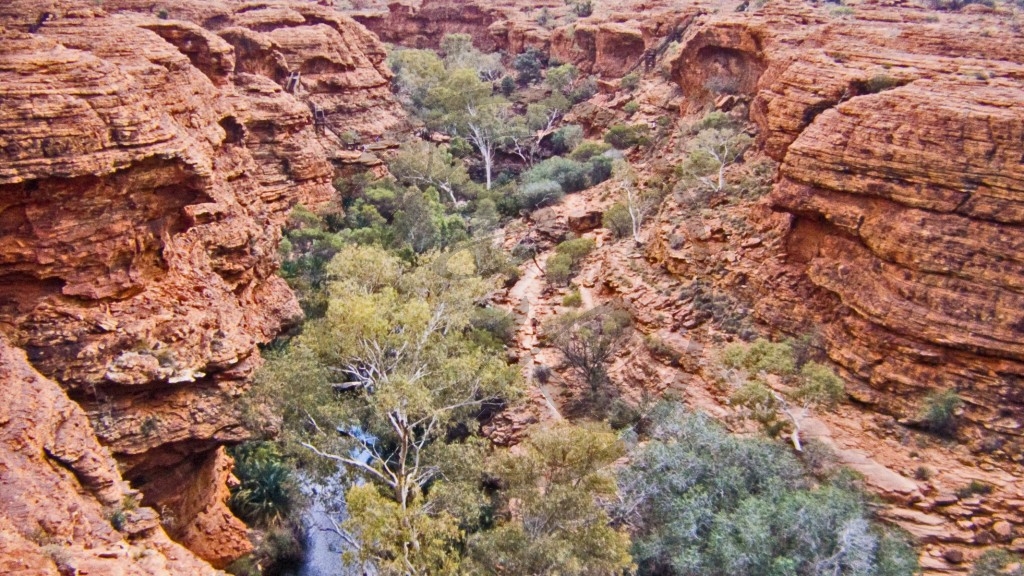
[660,1,1024,447]
[0,0,403,569]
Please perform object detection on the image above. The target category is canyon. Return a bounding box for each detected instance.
[1,0,1024,573]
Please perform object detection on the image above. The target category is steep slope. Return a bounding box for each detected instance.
[0,0,404,570]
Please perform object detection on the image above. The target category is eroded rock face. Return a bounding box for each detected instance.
[0,336,221,575]
[665,1,1024,443]
[0,0,403,568]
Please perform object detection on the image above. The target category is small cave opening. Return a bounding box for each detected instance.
[219,116,246,145]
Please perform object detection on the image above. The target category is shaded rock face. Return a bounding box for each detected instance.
[0,336,221,575]
[0,0,403,569]
[667,2,1024,442]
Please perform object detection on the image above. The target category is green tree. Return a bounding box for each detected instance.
[546,63,579,94]
[513,47,546,85]
[389,48,447,113]
[440,33,503,80]
[255,245,522,573]
[389,140,478,204]
[467,423,635,575]
[678,126,753,192]
[920,388,962,438]
[546,305,632,392]
[426,68,511,190]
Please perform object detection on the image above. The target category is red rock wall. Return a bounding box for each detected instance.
[0,0,404,569]
[668,1,1024,444]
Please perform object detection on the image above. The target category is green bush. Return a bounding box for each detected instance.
[515,180,565,211]
[795,361,845,407]
[569,75,598,103]
[499,75,516,97]
[971,550,1024,576]
[546,253,573,285]
[920,388,962,437]
[569,141,611,162]
[572,0,594,17]
[604,123,650,149]
[602,202,632,239]
[620,72,641,92]
[859,73,904,94]
[471,307,517,346]
[513,47,545,85]
[720,338,796,375]
[550,124,585,155]
[587,154,613,184]
[618,403,919,576]
[563,289,583,307]
[954,480,993,499]
[523,156,591,193]
[555,237,596,266]
[623,100,640,115]
[693,110,734,131]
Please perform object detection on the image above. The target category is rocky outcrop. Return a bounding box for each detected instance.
[0,0,403,569]
[356,0,699,79]
[0,336,220,575]
[662,0,1024,452]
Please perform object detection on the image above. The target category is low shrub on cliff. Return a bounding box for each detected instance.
[919,388,962,437]
[604,123,651,149]
[971,550,1024,576]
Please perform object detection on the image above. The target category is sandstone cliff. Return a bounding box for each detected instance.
[0,0,403,570]
[661,0,1024,449]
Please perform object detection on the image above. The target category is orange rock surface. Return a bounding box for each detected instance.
[0,0,403,569]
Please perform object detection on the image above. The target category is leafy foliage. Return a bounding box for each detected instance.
[467,423,634,575]
[617,403,919,576]
[546,305,632,391]
[604,123,651,149]
[228,442,299,526]
[920,388,962,437]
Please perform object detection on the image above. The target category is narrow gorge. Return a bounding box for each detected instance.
[1,0,1023,574]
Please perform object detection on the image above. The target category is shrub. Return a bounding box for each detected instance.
[515,180,565,211]
[546,306,632,391]
[794,361,845,407]
[603,123,650,149]
[920,388,962,437]
[523,156,591,193]
[618,403,920,576]
[569,140,611,162]
[513,47,545,85]
[499,75,516,97]
[602,202,632,239]
[562,289,583,307]
[620,72,641,92]
[550,124,584,154]
[555,237,596,266]
[623,100,640,115]
[693,110,734,131]
[914,466,933,481]
[586,154,613,184]
[569,75,598,103]
[572,0,594,17]
[546,253,573,285]
[858,73,904,94]
[955,480,993,499]
[720,338,796,375]
[971,550,1024,576]
[471,307,516,346]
